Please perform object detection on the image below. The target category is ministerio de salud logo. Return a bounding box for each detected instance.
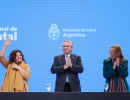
[48,24,60,40]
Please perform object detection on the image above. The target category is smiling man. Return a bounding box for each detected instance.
[51,40,84,92]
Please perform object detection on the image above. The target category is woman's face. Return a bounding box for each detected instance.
[109,48,117,60]
[15,52,23,64]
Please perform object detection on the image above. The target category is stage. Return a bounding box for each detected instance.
[0,92,130,100]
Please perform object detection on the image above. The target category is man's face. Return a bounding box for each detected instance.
[62,42,72,55]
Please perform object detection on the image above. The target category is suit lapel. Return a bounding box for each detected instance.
[70,54,74,64]
[61,54,66,65]
[109,60,114,68]
[60,54,74,65]
[107,59,114,69]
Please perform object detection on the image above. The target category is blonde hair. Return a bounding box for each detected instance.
[110,45,125,63]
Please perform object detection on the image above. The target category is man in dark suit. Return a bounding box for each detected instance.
[51,40,84,92]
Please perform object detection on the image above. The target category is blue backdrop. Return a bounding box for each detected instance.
[0,0,130,92]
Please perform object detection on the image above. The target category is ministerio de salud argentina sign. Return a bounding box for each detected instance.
[0,26,17,40]
[48,24,96,40]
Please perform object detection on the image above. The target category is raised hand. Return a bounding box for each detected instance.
[116,58,120,67]
[67,57,72,67]
[0,38,11,57]
[64,57,72,70]
[64,64,68,70]
[113,61,117,69]
[4,38,11,46]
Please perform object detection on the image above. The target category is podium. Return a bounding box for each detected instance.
[0,92,130,100]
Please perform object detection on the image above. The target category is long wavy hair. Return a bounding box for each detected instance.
[110,45,125,63]
[9,50,26,64]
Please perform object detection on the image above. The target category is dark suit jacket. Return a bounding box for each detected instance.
[51,54,83,92]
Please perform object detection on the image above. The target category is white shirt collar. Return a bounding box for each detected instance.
[65,54,70,58]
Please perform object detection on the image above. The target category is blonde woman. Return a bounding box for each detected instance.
[103,45,129,92]
[0,38,31,92]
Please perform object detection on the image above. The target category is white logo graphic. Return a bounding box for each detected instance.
[49,24,60,40]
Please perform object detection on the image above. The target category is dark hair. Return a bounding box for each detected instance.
[9,50,26,63]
